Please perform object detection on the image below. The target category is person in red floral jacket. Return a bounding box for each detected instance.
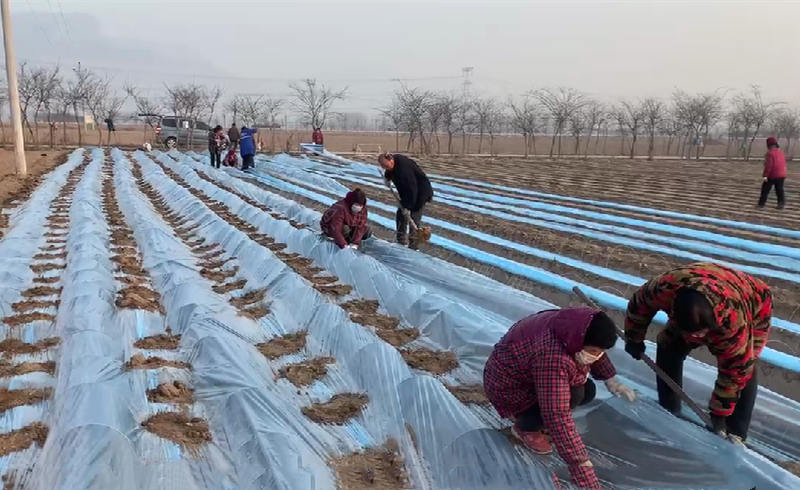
[484,307,635,489]
[320,188,371,250]
[624,262,771,443]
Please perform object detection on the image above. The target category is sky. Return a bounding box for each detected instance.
[6,0,800,120]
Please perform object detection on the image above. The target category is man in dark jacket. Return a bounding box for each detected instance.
[378,153,433,249]
[228,123,241,151]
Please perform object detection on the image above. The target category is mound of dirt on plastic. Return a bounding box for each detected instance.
[302,393,369,424]
[446,384,489,405]
[212,279,247,294]
[116,286,163,312]
[125,354,190,370]
[21,287,61,298]
[279,357,335,387]
[11,299,59,312]
[199,249,225,261]
[193,243,219,254]
[0,337,59,355]
[238,305,270,320]
[331,440,409,490]
[267,243,287,252]
[29,263,66,273]
[0,388,52,414]
[32,251,67,260]
[2,312,56,326]
[375,328,420,347]
[341,300,400,330]
[313,283,353,297]
[146,381,194,404]
[229,288,267,308]
[141,412,212,449]
[256,331,307,360]
[0,422,48,457]
[200,267,238,282]
[32,276,59,284]
[134,334,181,350]
[780,461,800,477]
[401,348,459,374]
[0,361,55,378]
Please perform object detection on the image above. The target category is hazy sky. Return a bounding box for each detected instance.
[8,0,800,116]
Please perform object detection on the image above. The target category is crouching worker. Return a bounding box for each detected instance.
[624,262,771,443]
[320,188,371,250]
[484,308,635,489]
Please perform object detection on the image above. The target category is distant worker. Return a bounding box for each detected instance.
[320,188,371,250]
[240,126,258,171]
[228,123,241,151]
[377,152,433,250]
[484,308,635,489]
[312,127,324,146]
[758,136,787,209]
[624,262,771,443]
[208,125,226,169]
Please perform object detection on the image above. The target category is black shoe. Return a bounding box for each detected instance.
[777,203,786,210]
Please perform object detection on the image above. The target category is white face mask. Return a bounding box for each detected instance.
[350,204,363,214]
[575,349,605,365]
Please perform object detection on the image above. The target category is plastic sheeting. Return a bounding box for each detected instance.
[160,150,800,488]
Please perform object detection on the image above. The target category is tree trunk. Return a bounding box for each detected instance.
[630,134,637,159]
[665,135,674,156]
[478,131,484,153]
[549,133,557,158]
[97,127,103,145]
[647,132,655,161]
[447,131,453,154]
[531,134,537,156]
[523,134,529,158]
[619,135,626,155]
[574,135,580,154]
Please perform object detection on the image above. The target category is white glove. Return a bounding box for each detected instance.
[348,244,359,251]
[605,376,636,402]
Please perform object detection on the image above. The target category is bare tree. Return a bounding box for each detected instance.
[289,78,347,129]
[658,108,682,156]
[378,98,405,152]
[66,64,96,147]
[203,86,223,126]
[238,95,264,127]
[731,85,779,160]
[609,106,629,156]
[641,98,665,161]
[619,100,646,159]
[0,88,7,144]
[456,96,475,154]
[425,98,446,153]
[568,107,586,155]
[390,85,433,153]
[534,87,586,158]
[164,83,207,148]
[582,101,605,159]
[17,63,40,143]
[435,93,461,154]
[225,96,245,124]
[508,96,542,157]
[86,77,125,146]
[260,97,284,152]
[125,85,163,143]
[485,103,506,156]
[771,108,800,157]
[672,90,724,160]
[474,97,501,154]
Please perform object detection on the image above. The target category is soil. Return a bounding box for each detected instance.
[32,252,67,260]
[0,337,59,355]
[29,263,66,273]
[21,287,61,298]
[199,249,226,261]
[229,288,267,308]
[445,384,489,405]
[238,305,271,320]
[200,258,233,270]
[330,439,409,490]
[779,461,800,477]
[11,299,59,312]
[125,353,190,370]
[193,243,220,254]
[0,361,55,377]
[141,411,212,449]
[146,381,194,404]
[400,348,459,375]
[0,388,52,414]
[134,334,181,350]
[0,422,49,457]
[278,357,336,387]
[2,312,57,327]
[313,284,353,297]
[256,331,307,360]
[0,149,68,208]
[32,276,60,284]
[116,286,163,312]
[301,393,369,424]
[212,279,247,294]
[374,328,420,348]
[341,300,400,330]
[200,267,238,282]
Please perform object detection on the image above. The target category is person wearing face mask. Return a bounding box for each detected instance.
[624,262,772,443]
[320,188,371,250]
[484,308,635,489]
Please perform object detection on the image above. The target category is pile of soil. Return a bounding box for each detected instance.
[2,312,56,327]
[116,286,163,312]
[330,440,409,490]
[193,243,220,254]
[11,299,59,312]
[375,328,420,348]
[200,267,238,282]
[780,462,800,477]
[341,300,399,330]
[0,422,48,457]
[0,337,59,355]
[309,276,338,285]
[29,263,66,273]
[279,357,336,387]
[267,243,287,252]
[229,288,267,308]
[146,381,194,404]
[238,305,270,320]
[313,284,353,297]
[32,251,67,260]
[200,248,225,261]
[445,384,489,405]
[256,331,307,360]
[141,412,212,449]
[125,353,190,370]
[0,388,52,414]
[302,393,369,424]
[0,361,55,378]
[200,257,233,270]
[32,276,59,284]
[401,348,459,374]
[212,279,247,294]
[21,287,61,298]
[134,334,181,350]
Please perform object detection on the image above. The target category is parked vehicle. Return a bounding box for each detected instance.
[154,116,212,149]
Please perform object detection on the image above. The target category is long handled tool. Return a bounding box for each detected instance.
[572,286,713,428]
[378,169,432,244]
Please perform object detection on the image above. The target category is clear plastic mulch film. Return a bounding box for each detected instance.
[147,149,800,489]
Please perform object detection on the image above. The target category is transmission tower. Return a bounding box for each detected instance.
[461,67,474,99]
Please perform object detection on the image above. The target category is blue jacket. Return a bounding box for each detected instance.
[240,127,257,156]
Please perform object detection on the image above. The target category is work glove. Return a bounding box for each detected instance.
[624,340,646,360]
[383,177,392,188]
[708,413,727,436]
[604,376,636,402]
[347,244,359,251]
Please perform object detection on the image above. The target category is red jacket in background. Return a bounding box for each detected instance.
[320,199,368,248]
[763,147,787,179]
[484,308,615,489]
[312,129,324,145]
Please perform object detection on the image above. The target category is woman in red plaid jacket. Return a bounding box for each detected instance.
[484,308,636,489]
[320,188,371,250]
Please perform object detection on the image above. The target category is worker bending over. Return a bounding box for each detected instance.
[484,308,635,489]
[624,262,771,443]
[378,152,433,250]
[320,188,371,250]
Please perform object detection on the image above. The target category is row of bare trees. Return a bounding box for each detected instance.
[382,85,800,160]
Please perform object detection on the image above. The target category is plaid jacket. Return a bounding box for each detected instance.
[320,199,368,248]
[624,262,772,416]
[484,308,615,488]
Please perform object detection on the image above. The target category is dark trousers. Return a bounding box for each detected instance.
[209,148,221,168]
[515,379,596,432]
[656,339,758,439]
[242,154,254,171]
[341,225,372,244]
[395,205,425,249]
[758,178,786,207]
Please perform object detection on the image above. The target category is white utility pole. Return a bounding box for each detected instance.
[1,0,26,175]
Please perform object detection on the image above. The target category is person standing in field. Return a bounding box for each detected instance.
[312,127,324,146]
[758,136,787,209]
[239,126,258,171]
[623,262,771,443]
[228,123,240,151]
[320,188,371,250]
[483,308,635,489]
[378,152,433,250]
[208,125,225,169]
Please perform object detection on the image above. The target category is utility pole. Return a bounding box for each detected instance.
[1,0,27,175]
[461,67,474,100]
